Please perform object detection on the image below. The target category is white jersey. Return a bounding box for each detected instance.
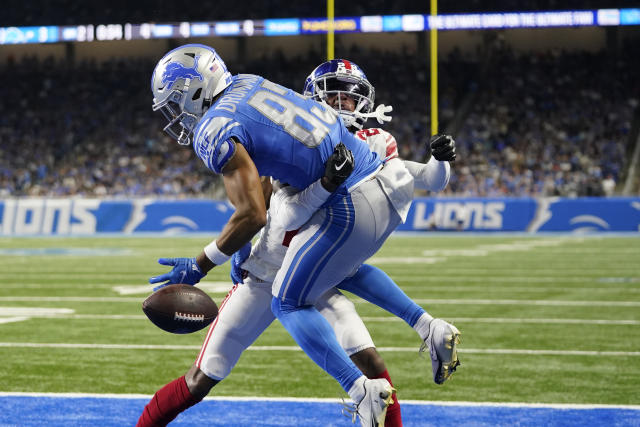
[356,128,414,222]
[242,127,450,282]
[354,128,399,161]
[243,127,411,283]
[240,185,297,283]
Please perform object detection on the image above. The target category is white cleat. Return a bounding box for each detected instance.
[343,378,395,427]
[420,318,461,384]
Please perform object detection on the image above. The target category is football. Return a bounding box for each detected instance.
[142,284,218,334]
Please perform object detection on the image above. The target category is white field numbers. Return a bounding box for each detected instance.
[248,80,338,148]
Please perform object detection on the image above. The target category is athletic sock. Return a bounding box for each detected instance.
[372,369,402,427]
[136,376,202,427]
[347,375,367,403]
[338,264,426,327]
[413,312,435,341]
[271,297,363,393]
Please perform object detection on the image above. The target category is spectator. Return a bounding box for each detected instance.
[0,46,636,198]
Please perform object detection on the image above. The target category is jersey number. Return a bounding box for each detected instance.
[248,80,337,148]
[356,128,380,139]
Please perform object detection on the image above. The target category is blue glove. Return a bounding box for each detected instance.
[149,257,205,291]
[230,243,251,284]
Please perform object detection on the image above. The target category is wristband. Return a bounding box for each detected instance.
[204,240,231,265]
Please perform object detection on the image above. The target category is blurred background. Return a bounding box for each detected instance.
[0,1,639,232]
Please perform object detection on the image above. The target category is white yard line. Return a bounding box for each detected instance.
[387,285,640,293]
[3,313,636,325]
[1,296,638,306]
[0,342,637,357]
[0,307,75,316]
[385,268,640,274]
[390,276,639,283]
[0,296,142,302]
[349,298,640,307]
[0,392,638,409]
[370,257,446,264]
[359,317,640,325]
[382,299,640,307]
[0,317,30,324]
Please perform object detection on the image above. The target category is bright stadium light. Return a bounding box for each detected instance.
[1,8,639,45]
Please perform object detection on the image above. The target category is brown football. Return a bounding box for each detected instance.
[142,284,218,334]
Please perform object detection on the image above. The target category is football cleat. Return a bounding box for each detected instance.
[420,318,461,384]
[343,378,395,427]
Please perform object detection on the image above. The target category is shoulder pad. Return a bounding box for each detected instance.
[355,128,398,161]
[193,115,241,173]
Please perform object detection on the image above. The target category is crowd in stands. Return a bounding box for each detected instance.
[0,57,222,198]
[446,47,638,197]
[2,1,626,27]
[0,44,637,198]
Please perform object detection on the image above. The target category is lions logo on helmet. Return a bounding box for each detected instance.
[151,44,232,145]
[161,55,203,90]
[303,59,375,130]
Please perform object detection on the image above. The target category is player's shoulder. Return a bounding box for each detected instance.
[355,127,399,161]
[193,110,242,173]
[193,110,237,149]
[355,127,396,142]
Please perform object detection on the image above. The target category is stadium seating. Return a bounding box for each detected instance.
[0,46,637,197]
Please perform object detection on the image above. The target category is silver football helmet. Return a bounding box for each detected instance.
[151,44,232,145]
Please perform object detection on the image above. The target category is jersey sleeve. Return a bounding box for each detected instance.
[269,180,331,231]
[193,115,247,173]
[356,128,398,161]
[404,157,450,192]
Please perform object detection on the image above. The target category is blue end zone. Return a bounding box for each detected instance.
[1,396,639,426]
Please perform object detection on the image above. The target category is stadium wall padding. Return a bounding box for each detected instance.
[0,197,638,235]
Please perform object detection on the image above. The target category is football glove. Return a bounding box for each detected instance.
[149,257,205,291]
[430,134,456,162]
[323,142,354,190]
[230,242,251,284]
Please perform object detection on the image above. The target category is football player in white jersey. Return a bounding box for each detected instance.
[138,57,458,427]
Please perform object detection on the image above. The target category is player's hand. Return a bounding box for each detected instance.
[149,257,205,291]
[430,134,456,161]
[322,142,354,192]
[230,242,251,284]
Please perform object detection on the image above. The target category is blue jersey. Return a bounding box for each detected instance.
[192,74,380,195]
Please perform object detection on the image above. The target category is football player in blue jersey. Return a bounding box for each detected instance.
[144,44,407,426]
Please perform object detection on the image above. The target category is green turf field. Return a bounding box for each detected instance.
[0,235,638,405]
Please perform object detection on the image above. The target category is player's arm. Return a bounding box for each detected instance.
[404,158,450,192]
[269,143,354,231]
[402,134,456,192]
[196,140,267,274]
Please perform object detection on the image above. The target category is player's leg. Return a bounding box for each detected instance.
[316,288,402,427]
[194,278,275,382]
[137,278,275,427]
[272,180,400,425]
[339,264,431,333]
[339,264,461,384]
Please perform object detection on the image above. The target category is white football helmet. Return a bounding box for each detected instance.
[151,44,232,145]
